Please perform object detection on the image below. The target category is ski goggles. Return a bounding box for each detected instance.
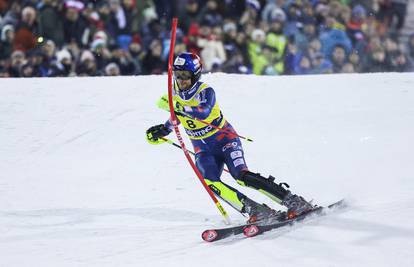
[174,70,192,80]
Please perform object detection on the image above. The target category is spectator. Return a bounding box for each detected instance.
[293,54,312,75]
[240,0,261,26]
[104,62,121,76]
[26,49,48,77]
[319,16,352,58]
[198,0,223,28]
[37,0,65,48]
[49,48,73,76]
[183,23,201,55]
[142,39,166,74]
[14,5,38,52]
[383,0,409,33]
[294,20,318,53]
[63,0,88,47]
[330,45,347,73]
[248,28,267,74]
[128,35,145,75]
[346,4,367,52]
[364,48,388,72]
[110,44,136,75]
[0,64,10,77]
[265,19,287,74]
[198,23,226,72]
[311,52,333,74]
[178,0,201,33]
[76,49,100,76]
[0,2,21,29]
[406,34,414,71]
[0,24,15,60]
[8,50,27,77]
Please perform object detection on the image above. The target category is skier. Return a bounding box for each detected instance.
[146,52,314,223]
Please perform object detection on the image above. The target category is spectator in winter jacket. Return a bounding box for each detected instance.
[319,17,352,58]
[198,23,226,72]
[0,24,15,60]
[49,49,73,77]
[38,0,65,48]
[13,6,37,52]
[406,34,414,71]
[142,39,166,74]
[266,19,287,74]
[104,62,121,76]
[8,50,26,77]
[198,0,223,28]
[76,49,100,76]
[63,1,89,47]
[177,0,201,34]
[293,54,313,75]
[311,52,333,74]
[330,45,347,73]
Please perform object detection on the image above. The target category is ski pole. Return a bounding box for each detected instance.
[161,137,230,173]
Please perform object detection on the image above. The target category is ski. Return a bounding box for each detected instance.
[243,199,346,238]
[202,199,345,242]
[201,223,247,242]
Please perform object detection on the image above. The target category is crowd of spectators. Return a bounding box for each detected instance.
[0,0,413,78]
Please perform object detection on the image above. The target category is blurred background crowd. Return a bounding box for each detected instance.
[1,0,414,77]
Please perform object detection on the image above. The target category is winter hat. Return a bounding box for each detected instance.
[246,0,260,11]
[270,8,286,22]
[64,0,85,11]
[251,29,265,41]
[80,50,95,62]
[223,22,237,33]
[90,30,108,50]
[56,49,72,62]
[11,50,25,59]
[1,24,14,42]
[105,62,120,75]
[352,5,366,17]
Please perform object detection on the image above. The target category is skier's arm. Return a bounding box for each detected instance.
[164,117,180,130]
[181,87,216,120]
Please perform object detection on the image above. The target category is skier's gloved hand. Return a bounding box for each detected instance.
[174,101,185,115]
[146,124,172,145]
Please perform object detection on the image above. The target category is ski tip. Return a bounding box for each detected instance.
[243,225,260,238]
[202,230,218,242]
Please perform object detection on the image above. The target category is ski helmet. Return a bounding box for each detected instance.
[173,52,202,89]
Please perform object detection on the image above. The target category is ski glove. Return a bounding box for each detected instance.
[156,94,187,116]
[146,124,172,145]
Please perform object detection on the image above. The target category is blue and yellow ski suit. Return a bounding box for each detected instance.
[164,81,259,212]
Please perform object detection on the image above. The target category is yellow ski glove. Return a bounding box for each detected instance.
[146,124,171,145]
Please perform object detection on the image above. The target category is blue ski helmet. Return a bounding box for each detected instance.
[173,52,202,88]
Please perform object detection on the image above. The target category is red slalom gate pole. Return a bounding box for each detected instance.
[167,18,230,224]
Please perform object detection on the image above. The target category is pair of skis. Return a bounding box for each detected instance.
[202,199,345,242]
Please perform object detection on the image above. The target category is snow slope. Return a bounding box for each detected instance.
[1,73,414,267]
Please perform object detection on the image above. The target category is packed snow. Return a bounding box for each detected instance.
[1,73,414,266]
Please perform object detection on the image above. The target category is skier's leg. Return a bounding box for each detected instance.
[238,171,314,218]
[220,138,313,218]
[195,151,245,212]
[196,152,279,221]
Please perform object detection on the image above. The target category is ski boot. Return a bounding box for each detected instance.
[282,192,314,219]
[242,197,285,225]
